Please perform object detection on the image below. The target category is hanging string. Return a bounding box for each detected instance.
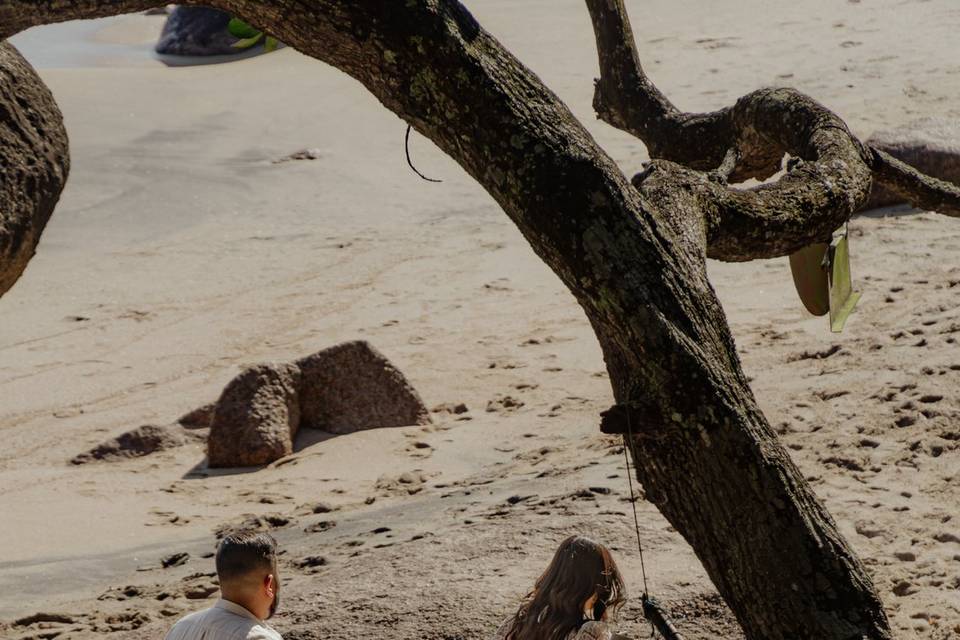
[620,403,686,640]
[405,125,443,183]
[620,407,650,598]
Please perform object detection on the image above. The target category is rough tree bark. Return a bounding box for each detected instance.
[0,41,68,296]
[4,1,959,638]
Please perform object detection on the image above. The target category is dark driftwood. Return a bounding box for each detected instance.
[9,0,959,637]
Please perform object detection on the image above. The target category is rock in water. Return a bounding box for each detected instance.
[155,7,241,56]
[865,117,960,210]
[297,341,431,434]
[207,363,301,468]
[72,424,202,464]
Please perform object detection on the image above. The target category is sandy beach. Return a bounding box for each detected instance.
[2,1,959,638]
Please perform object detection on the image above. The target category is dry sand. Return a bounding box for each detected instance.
[1,1,959,638]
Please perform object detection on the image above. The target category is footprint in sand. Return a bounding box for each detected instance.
[893,550,917,562]
[431,402,472,421]
[406,440,433,457]
[304,520,337,534]
[788,345,843,362]
[161,552,190,569]
[297,501,336,515]
[487,360,525,370]
[375,470,430,495]
[214,514,293,539]
[483,278,512,292]
[854,520,888,540]
[539,395,590,418]
[293,556,328,573]
[432,402,469,415]
[486,394,525,414]
[514,446,556,465]
[519,335,573,348]
[892,580,919,597]
[9,612,84,638]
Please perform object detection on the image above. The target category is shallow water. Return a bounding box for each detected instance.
[8,15,270,69]
[9,18,160,68]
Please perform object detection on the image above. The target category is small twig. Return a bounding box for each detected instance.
[405,125,443,183]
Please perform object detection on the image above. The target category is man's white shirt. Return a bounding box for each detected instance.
[165,599,283,640]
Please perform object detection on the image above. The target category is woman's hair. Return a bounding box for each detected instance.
[504,535,626,640]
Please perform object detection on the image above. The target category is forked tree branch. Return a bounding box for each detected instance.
[584,0,780,181]
[586,0,960,254]
[633,87,874,261]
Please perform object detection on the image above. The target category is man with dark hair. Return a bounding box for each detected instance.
[165,531,284,639]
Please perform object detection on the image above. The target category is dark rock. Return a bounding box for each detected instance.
[155,7,242,56]
[296,341,430,434]
[865,118,960,210]
[201,341,428,467]
[0,43,70,299]
[72,424,203,464]
[207,363,301,467]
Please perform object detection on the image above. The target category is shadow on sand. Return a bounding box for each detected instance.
[181,427,337,479]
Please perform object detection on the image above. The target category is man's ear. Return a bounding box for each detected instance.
[264,573,275,597]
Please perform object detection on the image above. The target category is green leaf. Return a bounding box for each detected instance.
[264,36,279,53]
[231,32,264,50]
[227,17,260,39]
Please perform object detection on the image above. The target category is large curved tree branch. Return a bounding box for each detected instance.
[2,2,892,638]
[0,41,69,296]
[632,87,874,261]
[587,0,960,259]
[584,0,780,181]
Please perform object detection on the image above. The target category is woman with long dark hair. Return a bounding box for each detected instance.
[495,535,628,640]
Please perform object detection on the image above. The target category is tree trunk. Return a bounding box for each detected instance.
[0,41,69,296]
[0,2,927,637]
